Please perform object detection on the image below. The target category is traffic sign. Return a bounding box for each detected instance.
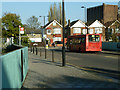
[20,27,24,34]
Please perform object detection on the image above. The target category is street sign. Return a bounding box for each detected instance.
[19,25,21,28]
[20,27,24,34]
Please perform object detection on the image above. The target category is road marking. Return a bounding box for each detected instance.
[66,62,120,77]
[104,56,118,59]
[66,63,120,83]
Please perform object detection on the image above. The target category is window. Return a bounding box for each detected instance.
[99,28,102,33]
[53,22,56,26]
[47,29,51,35]
[112,29,114,33]
[82,29,87,34]
[81,37,85,43]
[115,28,119,33]
[89,29,93,34]
[70,37,85,44]
[53,37,61,42]
[53,28,61,34]
[70,39,73,44]
[95,28,102,34]
[89,35,100,42]
[73,28,81,33]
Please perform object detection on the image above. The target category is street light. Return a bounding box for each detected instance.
[81,6,86,23]
[81,6,88,34]
[39,16,49,26]
[39,16,49,42]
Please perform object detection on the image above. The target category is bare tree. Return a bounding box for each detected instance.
[26,16,40,29]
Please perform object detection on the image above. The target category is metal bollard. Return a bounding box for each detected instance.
[45,48,46,59]
[33,47,34,54]
[31,46,32,52]
[52,50,54,62]
[36,47,38,55]
[40,48,41,57]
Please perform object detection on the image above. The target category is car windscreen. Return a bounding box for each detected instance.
[89,35,100,42]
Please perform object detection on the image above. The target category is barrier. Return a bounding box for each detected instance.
[102,42,120,51]
[1,46,28,88]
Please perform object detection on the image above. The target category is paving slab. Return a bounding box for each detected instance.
[22,51,120,89]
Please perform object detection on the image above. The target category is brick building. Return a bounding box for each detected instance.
[88,20,106,41]
[44,20,63,46]
[65,19,87,38]
[26,29,42,42]
[104,20,120,41]
[87,3,118,24]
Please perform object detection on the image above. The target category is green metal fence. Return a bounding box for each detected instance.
[1,46,28,88]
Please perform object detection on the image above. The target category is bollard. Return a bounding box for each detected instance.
[33,47,34,54]
[36,47,38,55]
[45,48,47,59]
[31,46,32,52]
[52,50,54,62]
[40,48,41,57]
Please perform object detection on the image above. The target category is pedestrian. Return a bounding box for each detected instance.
[52,42,55,47]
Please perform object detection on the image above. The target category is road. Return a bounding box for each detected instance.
[30,47,120,81]
[66,51,119,72]
[35,47,119,72]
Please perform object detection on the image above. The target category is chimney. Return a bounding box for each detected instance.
[68,19,70,27]
[103,3,105,6]
[68,19,71,36]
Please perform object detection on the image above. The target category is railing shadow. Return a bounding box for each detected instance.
[22,69,120,89]
[78,66,120,81]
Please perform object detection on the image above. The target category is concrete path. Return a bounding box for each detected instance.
[22,51,120,89]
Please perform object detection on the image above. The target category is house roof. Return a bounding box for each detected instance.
[43,20,63,29]
[107,20,120,28]
[88,20,106,28]
[25,29,42,34]
[65,19,87,29]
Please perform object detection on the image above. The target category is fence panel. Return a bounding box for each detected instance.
[102,42,120,51]
[1,46,28,88]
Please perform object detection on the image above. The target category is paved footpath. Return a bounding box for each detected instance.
[22,51,120,89]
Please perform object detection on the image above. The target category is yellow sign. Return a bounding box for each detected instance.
[92,35,94,37]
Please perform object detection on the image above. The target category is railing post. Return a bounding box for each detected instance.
[36,47,38,55]
[40,48,42,57]
[31,46,32,52]
[45,48,46,59]
[33,47,34,54]
[52,50,54,62]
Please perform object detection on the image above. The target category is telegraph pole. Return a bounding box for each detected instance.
[62,0,65,66]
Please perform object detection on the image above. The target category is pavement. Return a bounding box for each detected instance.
[101,50,120,55]
[22,49,120,89]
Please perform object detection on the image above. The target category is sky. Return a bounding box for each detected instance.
[1,1,119,26]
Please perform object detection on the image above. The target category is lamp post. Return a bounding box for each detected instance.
[62,0,65,66]
[81,6,88,34]
[81,6,86,23]
[39,16,49,26]
[39,16,49,42]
